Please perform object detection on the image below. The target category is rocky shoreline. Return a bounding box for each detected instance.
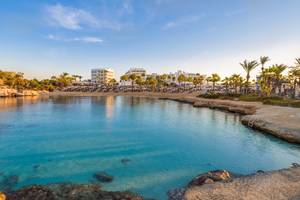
[0,86,48,97]
[182,164,300,200]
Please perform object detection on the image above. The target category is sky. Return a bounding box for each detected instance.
[0,0,300,80]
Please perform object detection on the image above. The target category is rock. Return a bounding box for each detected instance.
[6,183,143,200]
[188,170,232,187]
[292,163,300,167]
[22,90,39,96]
[121,158,131,165]
[167,188,186,200]
[6,185,54,200]
[184,166,300,200]
[93,172,114,183]
[256,170,265,173]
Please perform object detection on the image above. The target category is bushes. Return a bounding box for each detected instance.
[198,93,300,108]
[263,99,300,108]
[198,93,222,99]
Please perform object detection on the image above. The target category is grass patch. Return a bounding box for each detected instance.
[198,93,300,108]
[263,99,300,108]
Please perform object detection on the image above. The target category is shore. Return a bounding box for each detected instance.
[183,164,300,200]
[50,91,300,144]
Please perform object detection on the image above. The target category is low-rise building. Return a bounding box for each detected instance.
[91,68,114,85]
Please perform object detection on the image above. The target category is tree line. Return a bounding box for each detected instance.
[0,71,78,91]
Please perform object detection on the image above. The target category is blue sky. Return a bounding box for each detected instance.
[0,0,300,80]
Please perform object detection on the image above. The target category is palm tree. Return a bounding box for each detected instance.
[206,73,221,92]
[260,56,270,72]
[230,74,243,94]
[108,78,117,86]
[129,74,138,92]
[289,58,300,98]
[222,77,230,93]
[268,64,287,95]
[240,60,259,93]
[177,74,187,91]
[193,75,205,90]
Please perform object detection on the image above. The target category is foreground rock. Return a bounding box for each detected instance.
[241,105,300,144]
[187,170,232,187]
[5,183,143,200]
[184,165,300,200]
[0,87,42,97]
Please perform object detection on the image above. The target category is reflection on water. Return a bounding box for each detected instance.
[0,96,299,199]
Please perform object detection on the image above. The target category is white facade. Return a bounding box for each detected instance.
[91,68,114,84]
[125,68,147,79]
[167,70,202,85]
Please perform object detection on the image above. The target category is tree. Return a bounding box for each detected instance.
[230,74,243,94]
[146,76,157,91]
[289,58,300,98]
[193,75,205,89]
[206,73,221,92]
[129,74,138,92]
[108,78,117,86]
[240,60,259,93]
[268,64,287,95]
[120,75,129,81]
[177,74,186,85]
[260,56,270,72]
[222,77,230,93]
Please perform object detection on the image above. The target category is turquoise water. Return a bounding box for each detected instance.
[0,96,300,199]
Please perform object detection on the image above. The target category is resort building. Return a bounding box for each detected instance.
[167,70,203,85]
[125,68,147,79]
[120,68,147,86]
[91,68,114,85]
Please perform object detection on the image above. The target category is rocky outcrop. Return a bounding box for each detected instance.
[0,87,43,97]
[0,87,17,97]
[187,170,232,187]
[159,96,257,115]
[4,183,143,200]
[167,170,235,200]
[241,115,300,144]
[183,165,300,200]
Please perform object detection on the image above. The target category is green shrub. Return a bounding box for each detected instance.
[238,94,261,101]
[263,99,300,108]
[198,93,221,99]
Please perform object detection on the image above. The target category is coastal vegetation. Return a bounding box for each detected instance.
[0,71,76,91]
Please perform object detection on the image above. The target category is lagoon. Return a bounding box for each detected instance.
[0,96,299,199]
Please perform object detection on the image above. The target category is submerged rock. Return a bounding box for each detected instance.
[188,170,232,187]
[0,175,19,192]
[121,158,131,165]
[93,172,114,183]
[5,183,143,200]
[167,188,186,200]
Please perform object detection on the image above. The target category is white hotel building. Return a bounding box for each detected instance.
[91,68,114,85]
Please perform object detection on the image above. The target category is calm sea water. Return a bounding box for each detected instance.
[0,96,299,199]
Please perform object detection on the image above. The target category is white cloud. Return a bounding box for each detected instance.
[47,34,103,44]
[45,3,122,30]
[45,3,97,30]
[163,15,204,30]
[119,0,133,15]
